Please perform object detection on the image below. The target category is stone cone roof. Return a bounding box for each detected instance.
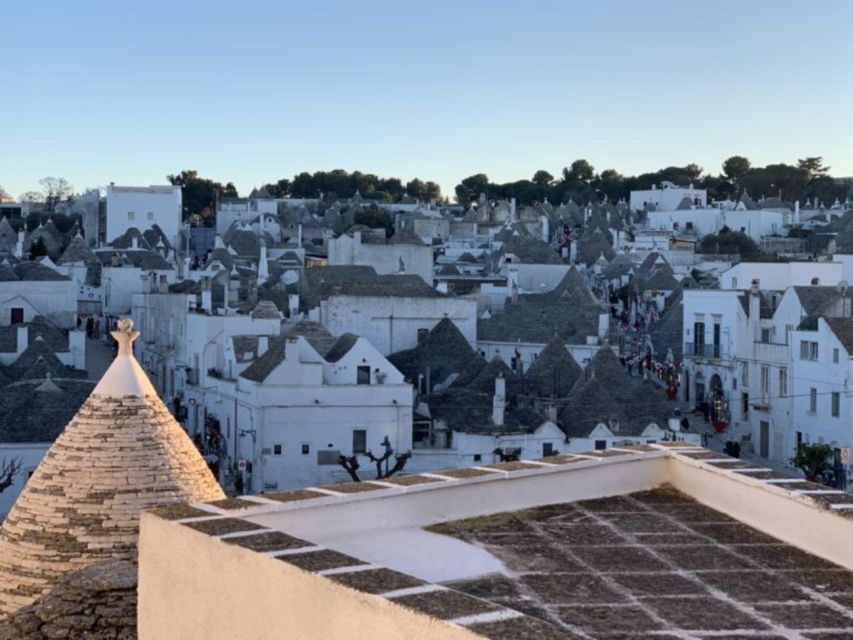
[0,319,225,617]
[0,559,137,639]
[524,335,582,398]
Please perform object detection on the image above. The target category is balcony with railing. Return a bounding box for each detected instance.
[684,342,725,360]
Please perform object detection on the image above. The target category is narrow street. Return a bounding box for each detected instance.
[85,337,114,381]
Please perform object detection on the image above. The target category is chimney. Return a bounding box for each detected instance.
[795,200,800,225]
[425,365,431,394]
[540,215,549,242]
[257,335,269,356]
[569,241,578,264]
[15,231,24,258]
[298,223,303,246]
[258,240,269,284]
[598,312,610,340]
[131,236,138,250]
[214,234,224,249]
[510,282,518,304]
[510,197,517,222]
[288,293,300,317]
[545,400,558,423]
[16,325,28,356]
[201,289,212,313]
[749,278,760,328]
[492,375,506,427]
[436,281,448,294]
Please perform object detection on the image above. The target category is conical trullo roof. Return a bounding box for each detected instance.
[524,335,582,398]
[0,319,225,617]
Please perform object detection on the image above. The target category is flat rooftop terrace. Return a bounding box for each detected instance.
[139,444,853,640]
[432,487,853,639]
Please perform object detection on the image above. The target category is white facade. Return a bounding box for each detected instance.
[508,264,572,294]
[0,325,86,369]
[830,254,853,285]
[102,266,177,317]
[319,295,477,356]
[0,280,77,328]
[646,208,787,243]
[790,318,853,484]
[215,198,279,235]
[105,185,182,246]
[131,292,281,403]
[477,339,600,373]
[721,262,844,291]
[681,289,750,433]
[630,183,706,212]
[328,232,434,285]
[410,416,698,473]
[210,336,413,491]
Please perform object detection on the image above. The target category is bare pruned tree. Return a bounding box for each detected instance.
[38,177,73,211]
[338,437,411,482]
[0,457,23,493]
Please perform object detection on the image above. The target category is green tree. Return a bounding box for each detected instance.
[290,172,317,198]
[424,181,442,202]
[455,173,490,203]
[532,170,554,186]
[354,206,392,235]
[723,156,751,183]
[698,228,760,257]
[167,170,238,222]
[595,169,625,201]
[264,179,291,198]
[790,443,833,480]
[406,178,426,200]
[563,159,595,184]
[797,156,830,180]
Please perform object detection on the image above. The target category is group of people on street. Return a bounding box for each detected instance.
[77,315,102,339]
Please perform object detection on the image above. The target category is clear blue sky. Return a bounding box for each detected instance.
[2,0,852,200]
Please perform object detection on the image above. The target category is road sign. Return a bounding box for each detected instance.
[237,459,247,471]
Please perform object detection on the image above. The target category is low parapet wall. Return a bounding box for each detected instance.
[138,443,853,640]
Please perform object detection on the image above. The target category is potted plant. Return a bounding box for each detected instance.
[790,443,833,481]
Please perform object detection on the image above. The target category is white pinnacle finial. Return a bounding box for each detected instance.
[112,318,139,356]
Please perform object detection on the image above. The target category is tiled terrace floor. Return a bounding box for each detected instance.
[430,487,853,639]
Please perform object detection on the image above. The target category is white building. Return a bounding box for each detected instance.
[131,292,282,406]
[790,317,853,487]
[105,184,182,247]
[319,293,477,356]
[215,194,279,235]
[681,288,750,427]
[630,182,706,212]
[646,208,787,243]
[720,261,844,291]
[328,230,434,285]
[213,333,413,491]
[0,260,77,329]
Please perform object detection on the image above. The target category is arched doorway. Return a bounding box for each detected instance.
[694,371,705,404]
[709,374,723,400]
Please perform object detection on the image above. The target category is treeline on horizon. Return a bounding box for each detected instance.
[452,156,852,208]
[7,156,851,220]
[229,156,851,213]
[164,156,851,220]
